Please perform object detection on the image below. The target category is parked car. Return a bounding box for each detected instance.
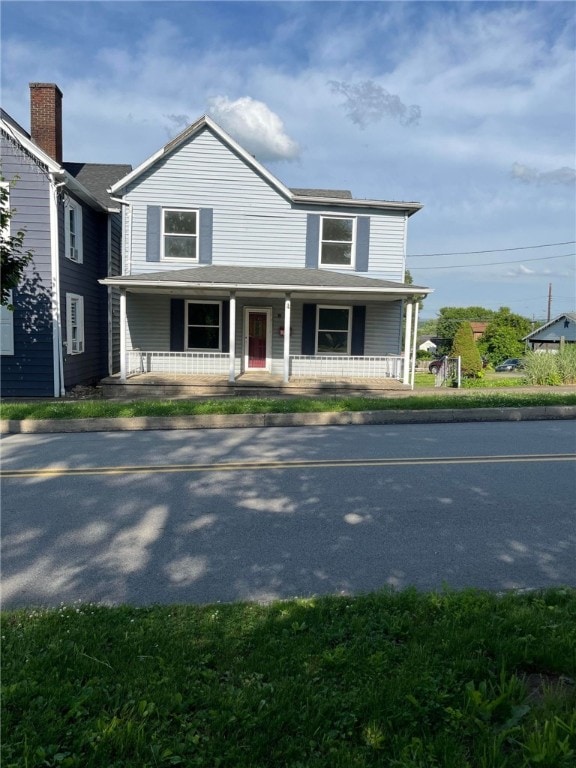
[495,358,523,372]
[428,357,446,374]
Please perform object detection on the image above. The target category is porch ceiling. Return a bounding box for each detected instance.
[101,265,431,299]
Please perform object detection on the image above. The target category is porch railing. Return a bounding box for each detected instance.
[127,351,229,377]
[289,355,404,379]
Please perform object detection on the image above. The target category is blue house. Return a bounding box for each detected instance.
[102,115,431,388]
[0,83,130,397]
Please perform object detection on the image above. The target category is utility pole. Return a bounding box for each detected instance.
[547,283,552,322]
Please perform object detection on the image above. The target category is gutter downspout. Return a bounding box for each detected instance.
[402,300,413,386]
[109,196,132,276]
[49,173,65,396]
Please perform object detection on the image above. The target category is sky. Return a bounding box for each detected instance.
[1,0,575,321]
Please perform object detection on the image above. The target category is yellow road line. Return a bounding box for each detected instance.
[1,454,575,479]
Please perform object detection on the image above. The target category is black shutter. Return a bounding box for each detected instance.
[351,305,366,355]
[302,303,316,354]
[221,300,230,353]
[199,208,213,264]
[305,214,320,268]
[146,206,161,262]
[170,299,185,351]
[355,217,370,272]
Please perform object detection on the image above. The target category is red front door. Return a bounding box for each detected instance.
[248,312,267,368]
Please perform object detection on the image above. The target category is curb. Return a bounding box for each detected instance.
[2,406,576,434]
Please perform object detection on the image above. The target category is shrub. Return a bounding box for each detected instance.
[522,348,576,386]
[451,322,483,378]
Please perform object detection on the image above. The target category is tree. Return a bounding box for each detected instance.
[1,181,34,307]
[436,306,495,349]
[478,307,531,364]
[451,322,483,377]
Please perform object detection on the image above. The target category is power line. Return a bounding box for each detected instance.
[407,240,576,258]
[410,253,575,270]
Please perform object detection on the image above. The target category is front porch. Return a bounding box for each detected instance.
[100,370,410,399]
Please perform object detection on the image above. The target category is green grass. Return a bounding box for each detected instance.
[1,390,576,421]
[3,589,576,767]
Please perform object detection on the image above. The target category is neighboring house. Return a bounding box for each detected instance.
[0,83,130,396]
[522,312,576,352]
[470,322,488,341]
[102,115,431,386]
[418,336,437,354]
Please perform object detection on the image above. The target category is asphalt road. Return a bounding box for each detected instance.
[2,420,575,608]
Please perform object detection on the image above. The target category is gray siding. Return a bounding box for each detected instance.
[108,213,122,373]
[0,132,55,396]
[60,193,109,388]
[124,127,406,282]
[125,294,404,373]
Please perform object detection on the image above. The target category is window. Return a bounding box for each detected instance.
[0,292,14,356]
[316,306,351,354]
[320,216,355,267]
[163,209,198,260]
[0,184,14,355]
[186,301,221,350]
[65,198,83,263]
[66,293,84,354]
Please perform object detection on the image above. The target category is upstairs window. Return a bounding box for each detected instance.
[163,209,198,260]
[66,293,84,354]
[320,216,355,267]
[186,301,221,350]
[316,305,351,354]
[65,199,83,263]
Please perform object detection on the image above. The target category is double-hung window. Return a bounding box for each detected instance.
[163,209,198,260]
[66,293,84,354]
[320,216,355,267]
[316,305,351,354]
[0,183,14,355]
[186,301,221,350]
[65,199,83,263]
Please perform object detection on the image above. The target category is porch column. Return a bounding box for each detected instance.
[410,298,420,389]
[283,293,291,383]
[402,299,413,385]
[228,291,236,383]
[120,287,127,383]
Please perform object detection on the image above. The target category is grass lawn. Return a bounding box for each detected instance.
[1,390,575,421]
[2,589,575,767]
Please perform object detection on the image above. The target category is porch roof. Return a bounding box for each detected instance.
[101,265,431,298]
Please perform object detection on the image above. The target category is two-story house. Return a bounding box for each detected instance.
[1,83,130,397]
[102,115,431,390]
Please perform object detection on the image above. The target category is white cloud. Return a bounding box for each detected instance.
[511,162,576,185]
[328,80,421,128]
[207,96,300,162]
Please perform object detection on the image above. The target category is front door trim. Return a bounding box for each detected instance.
[243,306,272,372]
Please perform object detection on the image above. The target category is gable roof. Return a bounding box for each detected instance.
[63,162,132,210]
[101,264,431,297]
[522,312,576,340]
[108,115,423,216]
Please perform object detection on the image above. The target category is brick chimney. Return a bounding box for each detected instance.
[29,83,63,163]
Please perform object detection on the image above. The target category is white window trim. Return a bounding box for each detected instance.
[185,299,221,351]
[315,304,352,355]
[319,215,356,270]
[1,290,15,356]
[162,208,199,262]
[1,183,14,356]
[66,293,85,354]
[64,197,83,263]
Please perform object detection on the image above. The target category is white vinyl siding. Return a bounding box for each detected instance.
[65,198,83,263]
[66,293,84,354]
